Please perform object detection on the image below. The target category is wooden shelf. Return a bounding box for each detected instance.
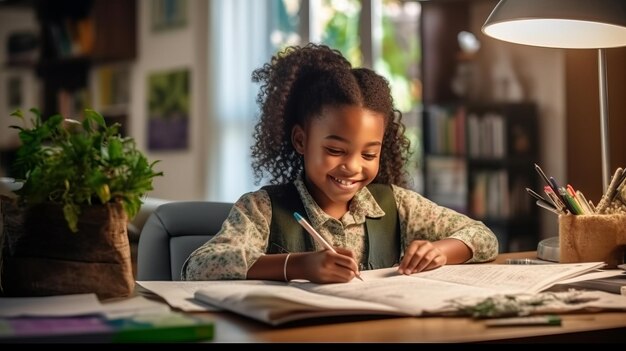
[423,103,540,253]
[420,1,542,253]
[32,0,136,122]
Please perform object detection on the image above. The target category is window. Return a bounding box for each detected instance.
[208,0,422,201]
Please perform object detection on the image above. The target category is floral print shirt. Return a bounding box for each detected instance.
[182,178,498,280]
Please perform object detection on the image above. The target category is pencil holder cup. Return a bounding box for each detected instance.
[559,214,626,268]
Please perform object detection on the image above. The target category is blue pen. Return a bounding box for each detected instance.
[550,177,575,214]
[548,177,560,196]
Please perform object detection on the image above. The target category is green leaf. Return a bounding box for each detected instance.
[108,138,123,160]
[9,107,163,233]
[10,109,24,119]
[84,109,106,128]
[63,203,80,233]
[96,184,111,204]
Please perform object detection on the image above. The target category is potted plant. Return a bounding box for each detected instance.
[0,108,162,298]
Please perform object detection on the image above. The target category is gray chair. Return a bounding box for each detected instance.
[137,201,233,281]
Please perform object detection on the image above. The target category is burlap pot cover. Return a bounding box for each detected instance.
[1,197,133,299]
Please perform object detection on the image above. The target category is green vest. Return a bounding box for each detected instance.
[263,183,400,270]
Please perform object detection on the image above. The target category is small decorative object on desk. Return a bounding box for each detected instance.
[0,108,163,298]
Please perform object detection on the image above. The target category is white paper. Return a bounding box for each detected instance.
[409,262,605,293]
[136,280,282,312]
[295,262,606,313]
[0,293,102,317]
[142,262,621,325]
[556,269,625,284]
[194,283,402,325]
[100,295,172,319]
[297,274,497,313]
[137,281,218,312]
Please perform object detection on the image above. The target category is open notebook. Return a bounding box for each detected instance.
[185,262,626,325]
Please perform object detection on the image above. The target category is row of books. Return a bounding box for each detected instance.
[470,170,532,220]
[424,157,467,213]
[425,156,534,221]
[425,105,508,159]
[467,113,507,159]
[425,105,466,155]
[45,18,95,59]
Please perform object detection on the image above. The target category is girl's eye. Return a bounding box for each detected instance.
[325,148,343,155]
[362,154,378,161]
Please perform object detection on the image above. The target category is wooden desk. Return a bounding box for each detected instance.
[191,252,626,343]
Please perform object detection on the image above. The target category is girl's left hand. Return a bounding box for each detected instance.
[397,240,447,275]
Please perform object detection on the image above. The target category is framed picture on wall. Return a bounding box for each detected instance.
[151,0,188,32]
[147,68,190,151]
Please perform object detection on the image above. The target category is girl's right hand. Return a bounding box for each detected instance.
[291,248,360,283]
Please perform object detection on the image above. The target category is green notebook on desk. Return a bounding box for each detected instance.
[0,312,214,343]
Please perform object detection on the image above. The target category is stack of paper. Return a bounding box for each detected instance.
[0,294,213,342]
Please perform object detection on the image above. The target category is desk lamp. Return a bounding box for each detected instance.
[482,0,626,261]
[482,0,626,192]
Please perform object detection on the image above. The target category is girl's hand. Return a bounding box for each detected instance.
[294,248,359,283]
[397,240,447,275]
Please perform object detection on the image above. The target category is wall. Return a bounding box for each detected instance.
[0,7,39,169]
[130,0,209,200]
[470,0,565,239]
[566,48,626,204]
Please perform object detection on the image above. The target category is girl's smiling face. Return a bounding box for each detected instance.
[292,105,385,218]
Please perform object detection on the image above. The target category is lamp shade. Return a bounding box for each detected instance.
[482,0,626,49]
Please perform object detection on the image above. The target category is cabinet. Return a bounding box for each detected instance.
[422,103,540,252]
[34,0,136,130]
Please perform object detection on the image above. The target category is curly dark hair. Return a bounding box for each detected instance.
[250,43,412,187]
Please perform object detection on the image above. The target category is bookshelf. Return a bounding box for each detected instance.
[419,0,541,252]
[34,0,136,127]
[422,102,540,252]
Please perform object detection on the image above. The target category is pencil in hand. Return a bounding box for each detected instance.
[293,212,364,281]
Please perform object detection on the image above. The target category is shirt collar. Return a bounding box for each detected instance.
[293,176,386,227]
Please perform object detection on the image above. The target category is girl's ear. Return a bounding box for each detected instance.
[291,124,305,154]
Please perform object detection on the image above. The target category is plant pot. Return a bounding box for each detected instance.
[0,197,134,299]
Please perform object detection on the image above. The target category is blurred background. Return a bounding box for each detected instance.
[1,0,625,252]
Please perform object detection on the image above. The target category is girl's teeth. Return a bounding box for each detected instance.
[333,177,352,185]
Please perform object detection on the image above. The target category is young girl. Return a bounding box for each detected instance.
[182,44,498,283]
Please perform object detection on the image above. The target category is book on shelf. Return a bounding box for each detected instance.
[467,112,506,159]
[425,105,466,155]
[139,262,626,326]
[425,156,467,213]
[470,170,510,219]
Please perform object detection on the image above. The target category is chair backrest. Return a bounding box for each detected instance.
[137,201,233,281]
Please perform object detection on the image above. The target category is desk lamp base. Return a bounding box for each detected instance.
[537,236,559,262]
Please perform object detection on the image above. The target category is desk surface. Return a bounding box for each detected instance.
[159,252,626,343]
